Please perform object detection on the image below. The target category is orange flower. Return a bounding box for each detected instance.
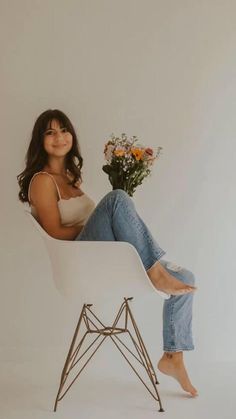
[114,149,125,157]
[131,147,144,161]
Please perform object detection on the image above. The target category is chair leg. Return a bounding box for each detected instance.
[53,303,110,412]
[54,304,87,411]
[109,298,164,412]
[53,299,164,413]
[125,298,160,384]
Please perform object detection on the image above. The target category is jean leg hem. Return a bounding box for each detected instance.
[144,250,166,271]
[163,346,195,352]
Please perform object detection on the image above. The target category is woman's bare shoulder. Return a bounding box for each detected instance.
[30,172,58,203]
[30,172,55,189]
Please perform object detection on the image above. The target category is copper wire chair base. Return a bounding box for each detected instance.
[53,297,164,412]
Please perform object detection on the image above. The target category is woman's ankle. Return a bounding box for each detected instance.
[164,351,183,361]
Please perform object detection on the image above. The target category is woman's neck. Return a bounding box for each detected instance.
[44,158,67,175]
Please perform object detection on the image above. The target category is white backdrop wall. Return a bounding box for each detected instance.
[1,0,236,363]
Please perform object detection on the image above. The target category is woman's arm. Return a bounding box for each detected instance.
[29,174,83,240]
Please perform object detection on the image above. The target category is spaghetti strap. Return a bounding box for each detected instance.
[28,171,61,203]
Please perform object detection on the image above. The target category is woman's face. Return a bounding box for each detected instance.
[43,119,73,158]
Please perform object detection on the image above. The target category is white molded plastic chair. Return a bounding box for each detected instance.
[25,210,165,412]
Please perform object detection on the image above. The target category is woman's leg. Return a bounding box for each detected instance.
[157,260,197,396]
[76,190,195,296]
[76,189,165,268]
[160,260,195,352]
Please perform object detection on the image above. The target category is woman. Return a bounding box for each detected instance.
[17,109,198,396]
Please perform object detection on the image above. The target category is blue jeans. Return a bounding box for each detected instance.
[75,189,195,352]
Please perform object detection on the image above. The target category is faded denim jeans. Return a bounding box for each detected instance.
[75,189,195,352]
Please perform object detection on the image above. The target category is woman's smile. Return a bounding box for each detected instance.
[43,119,73,157]
[53,143,68,148]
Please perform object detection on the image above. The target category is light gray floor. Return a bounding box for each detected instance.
[1,349,235,419]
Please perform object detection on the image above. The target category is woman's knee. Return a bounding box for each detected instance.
[105,189,133,206]
[106,189,129,200]
[98,189,133,213]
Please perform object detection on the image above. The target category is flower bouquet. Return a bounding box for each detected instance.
[102,133,162,197]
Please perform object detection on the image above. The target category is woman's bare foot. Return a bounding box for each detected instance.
[147,262,196,296]
[157,352,198,397]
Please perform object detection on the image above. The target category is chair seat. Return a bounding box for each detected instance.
[25,210,169,305]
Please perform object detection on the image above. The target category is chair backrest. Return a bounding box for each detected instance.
[25,210,167,306]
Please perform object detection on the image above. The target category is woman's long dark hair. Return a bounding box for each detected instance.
[17,109,83,203]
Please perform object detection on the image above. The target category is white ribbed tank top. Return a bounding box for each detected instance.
[28,172,96,227]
